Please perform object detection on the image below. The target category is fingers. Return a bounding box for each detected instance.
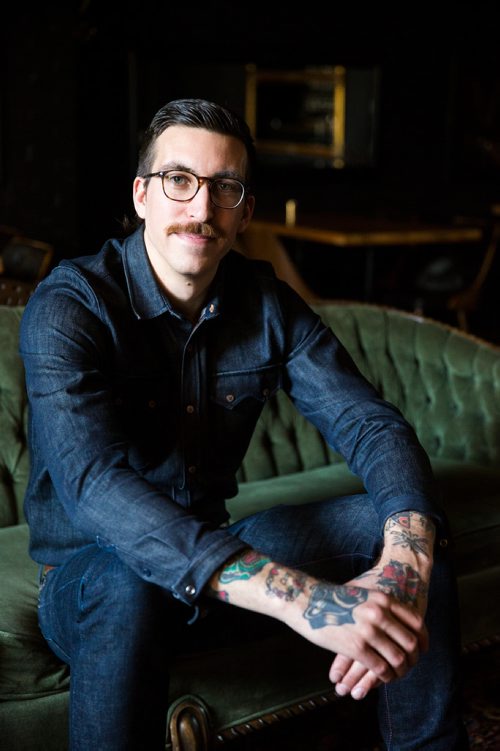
[329,653,352,685]
[387,597,429,654]
[334,661,382,700]
[340,592,425,683]
[330,655,382,701]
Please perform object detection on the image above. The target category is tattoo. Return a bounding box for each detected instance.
[304,583,368,629]
[218,550,270,585]
[376,559,428,605]
[385,512,434,558]
[266,567,307,601]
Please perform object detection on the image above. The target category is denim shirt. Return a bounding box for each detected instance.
[20,227,440,605]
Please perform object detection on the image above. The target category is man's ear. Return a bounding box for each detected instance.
[132,177,147,219]
[237,194,255,234]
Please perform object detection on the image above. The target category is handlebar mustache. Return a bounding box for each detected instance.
[166,222,221,239]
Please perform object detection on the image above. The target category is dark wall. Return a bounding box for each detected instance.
[2,3,500,265]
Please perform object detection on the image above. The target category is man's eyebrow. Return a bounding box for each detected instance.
[157,162,245,182]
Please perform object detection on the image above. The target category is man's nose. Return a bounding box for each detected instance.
[188,181,214,221]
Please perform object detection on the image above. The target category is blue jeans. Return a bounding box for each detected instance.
[38,494,469,750]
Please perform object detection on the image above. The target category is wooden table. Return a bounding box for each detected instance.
[242,215,484,302]
[250,216,483,248]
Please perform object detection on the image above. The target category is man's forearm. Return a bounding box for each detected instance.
[380,511,435,606]
[205,549,369,626]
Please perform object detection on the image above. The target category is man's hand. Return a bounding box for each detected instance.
[329,510,436,699]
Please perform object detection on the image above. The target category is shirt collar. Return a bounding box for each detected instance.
[121,224,227,321]
[121,226,169,319]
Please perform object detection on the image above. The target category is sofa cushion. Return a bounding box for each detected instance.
[0,524,69,700]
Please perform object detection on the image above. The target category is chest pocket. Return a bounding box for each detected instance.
[206,367,282,474]
[210,368,281,409]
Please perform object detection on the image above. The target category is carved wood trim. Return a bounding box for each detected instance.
[213,689,340,746]
[169,697,212,751]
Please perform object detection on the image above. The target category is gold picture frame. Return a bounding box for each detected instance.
[245,65,346,168]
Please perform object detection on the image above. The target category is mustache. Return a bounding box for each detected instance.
[166,222,221,239]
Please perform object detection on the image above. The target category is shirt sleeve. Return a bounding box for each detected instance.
[279,287,445,533]
[19,278,247,605]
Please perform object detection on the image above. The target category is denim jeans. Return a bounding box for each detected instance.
[38,494,469,750]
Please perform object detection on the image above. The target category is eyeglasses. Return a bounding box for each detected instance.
[143,170,247,209]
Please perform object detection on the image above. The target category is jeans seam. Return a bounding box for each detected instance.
[382,683,393,751]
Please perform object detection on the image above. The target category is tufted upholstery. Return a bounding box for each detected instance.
[237,303,500,483]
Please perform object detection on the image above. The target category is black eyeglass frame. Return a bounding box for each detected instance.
[142,170,248,209]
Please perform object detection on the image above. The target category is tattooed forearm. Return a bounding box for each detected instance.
[266,567,308,601]
[303,583,368,629]
[376,559,428,605]
[218,550,271,585]
[384,512,435,558]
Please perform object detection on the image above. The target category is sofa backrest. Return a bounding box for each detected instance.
[0,306,28,527]
[237,303,500,482]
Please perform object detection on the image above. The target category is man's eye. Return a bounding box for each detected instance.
[216,180,240,193]
[166,173,191,187]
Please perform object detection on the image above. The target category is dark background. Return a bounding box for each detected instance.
[2,2,500,330]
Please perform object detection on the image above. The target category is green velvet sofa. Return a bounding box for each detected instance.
[1,302,500,750]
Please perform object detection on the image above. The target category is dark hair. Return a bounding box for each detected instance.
[136,98,257,187]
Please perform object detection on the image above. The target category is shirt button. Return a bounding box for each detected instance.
[148,399,157,409]
[188,465,197,474]
[209,304,215,313]
[185,584,196,597]
[262,388,270,398]
[186,404,195,414]
[439,538,449,548]
[226,394,235,403]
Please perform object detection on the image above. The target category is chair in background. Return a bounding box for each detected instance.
[0,236,54,282]
[0,236,54,306]
[0,224,23,251]
[447,205,500,331]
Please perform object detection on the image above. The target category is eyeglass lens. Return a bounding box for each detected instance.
[162,171,244,208]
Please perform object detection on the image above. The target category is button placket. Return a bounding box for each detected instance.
[180,326,206,491]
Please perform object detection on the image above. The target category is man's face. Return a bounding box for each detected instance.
[133,125,254,290]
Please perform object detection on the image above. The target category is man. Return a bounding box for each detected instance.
[20,99,468,750]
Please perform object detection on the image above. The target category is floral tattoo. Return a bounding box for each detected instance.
[376,559,428,605]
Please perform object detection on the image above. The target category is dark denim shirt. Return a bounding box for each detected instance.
[20,227,440,605]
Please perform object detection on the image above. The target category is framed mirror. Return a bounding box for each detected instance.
[245,65,379,169]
